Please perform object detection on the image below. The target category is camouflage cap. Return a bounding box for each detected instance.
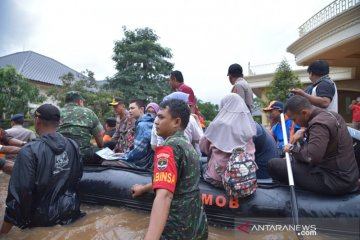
[65,91,84,102]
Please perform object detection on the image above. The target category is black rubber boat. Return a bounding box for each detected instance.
[79,127,360,238]
[79,165,359,237]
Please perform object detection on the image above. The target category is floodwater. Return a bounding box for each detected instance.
[0,173,341,240]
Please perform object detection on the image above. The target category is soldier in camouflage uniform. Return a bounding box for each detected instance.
[104,97,135,150]
[131,99,208,240]
[114,122,135,154]
[58,91,104,164]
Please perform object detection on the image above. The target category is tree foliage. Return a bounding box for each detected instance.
[266,60,303,104]
[47,70,123,122]
[0,66,45,118]
[105,26,174,102]
[197,99,219,121]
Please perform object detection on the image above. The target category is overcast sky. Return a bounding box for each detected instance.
[0,0,333,104]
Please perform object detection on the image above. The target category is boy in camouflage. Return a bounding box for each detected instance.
[131,99,208,240]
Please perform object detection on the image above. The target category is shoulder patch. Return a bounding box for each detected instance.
[157,157,168,171]
[156,151,171,171]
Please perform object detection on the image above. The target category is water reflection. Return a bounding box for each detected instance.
[0,173,238,240]
[0,173,334,240]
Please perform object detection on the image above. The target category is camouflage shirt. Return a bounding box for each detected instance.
[112,111,135,141]
[115,125,135,153]
[58,103,103,151]
[152,130,208,240]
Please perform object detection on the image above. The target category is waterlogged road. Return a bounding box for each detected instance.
[0,173,241,239]
[0,173,335,240]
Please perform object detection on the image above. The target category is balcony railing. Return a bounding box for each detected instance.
[247,61,306,76]
[299,0,360,37]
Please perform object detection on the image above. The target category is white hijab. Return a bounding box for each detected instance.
[205,93,256,153]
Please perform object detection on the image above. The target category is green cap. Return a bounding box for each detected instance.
[65,91,84,102]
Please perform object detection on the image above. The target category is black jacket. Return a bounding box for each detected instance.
[5,132,84,228]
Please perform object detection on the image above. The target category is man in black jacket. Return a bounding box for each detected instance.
[1,104,84,234]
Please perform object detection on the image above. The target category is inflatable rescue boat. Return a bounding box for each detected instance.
[79,127,360,237]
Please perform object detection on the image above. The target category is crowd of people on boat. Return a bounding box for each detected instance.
[0,60,359,239]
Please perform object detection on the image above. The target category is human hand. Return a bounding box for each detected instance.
[290,88,305,96]
[283,144,294,153]
[2,161,14,175]
[113,152,124,157]
[290,128,305,144]
[352,100,357,104]
[131,184,145,198]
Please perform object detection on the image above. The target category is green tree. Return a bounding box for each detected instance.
[0,66,45,118]
[47,70,123,122]
[266,60,303,104]
[106,26,174,102]
[197,99,219,121]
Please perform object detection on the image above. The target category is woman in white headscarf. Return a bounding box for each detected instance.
[200,93,256,187]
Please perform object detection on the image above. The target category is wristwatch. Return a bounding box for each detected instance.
[288,144,295,152]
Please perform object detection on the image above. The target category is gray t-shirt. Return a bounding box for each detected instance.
[232,78,254,112]
[6,125,36,142]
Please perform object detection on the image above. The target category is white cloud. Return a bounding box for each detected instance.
[1,0,333,104]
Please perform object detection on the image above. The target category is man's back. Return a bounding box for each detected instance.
[253,122,278,179]
[4,132,83,228]
[177,83,196,107]
[58,103,103,150]
[6,126,36,142]
[232,78,254,112]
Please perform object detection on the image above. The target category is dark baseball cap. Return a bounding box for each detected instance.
[65,91,84,102]
[109,97,125,106]
[263,101,283,112]
[11,113,24,121]
[34,104,60,122]
[227,63,243,76]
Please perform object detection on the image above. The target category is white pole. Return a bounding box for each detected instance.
[280,113,295,186]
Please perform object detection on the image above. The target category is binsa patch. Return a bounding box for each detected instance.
[157,157,168,171]
[153,146,178,193]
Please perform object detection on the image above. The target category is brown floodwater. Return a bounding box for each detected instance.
[0,172,341,240]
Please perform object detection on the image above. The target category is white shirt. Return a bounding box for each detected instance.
[151,115,203,154]
[312,83,338,112]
